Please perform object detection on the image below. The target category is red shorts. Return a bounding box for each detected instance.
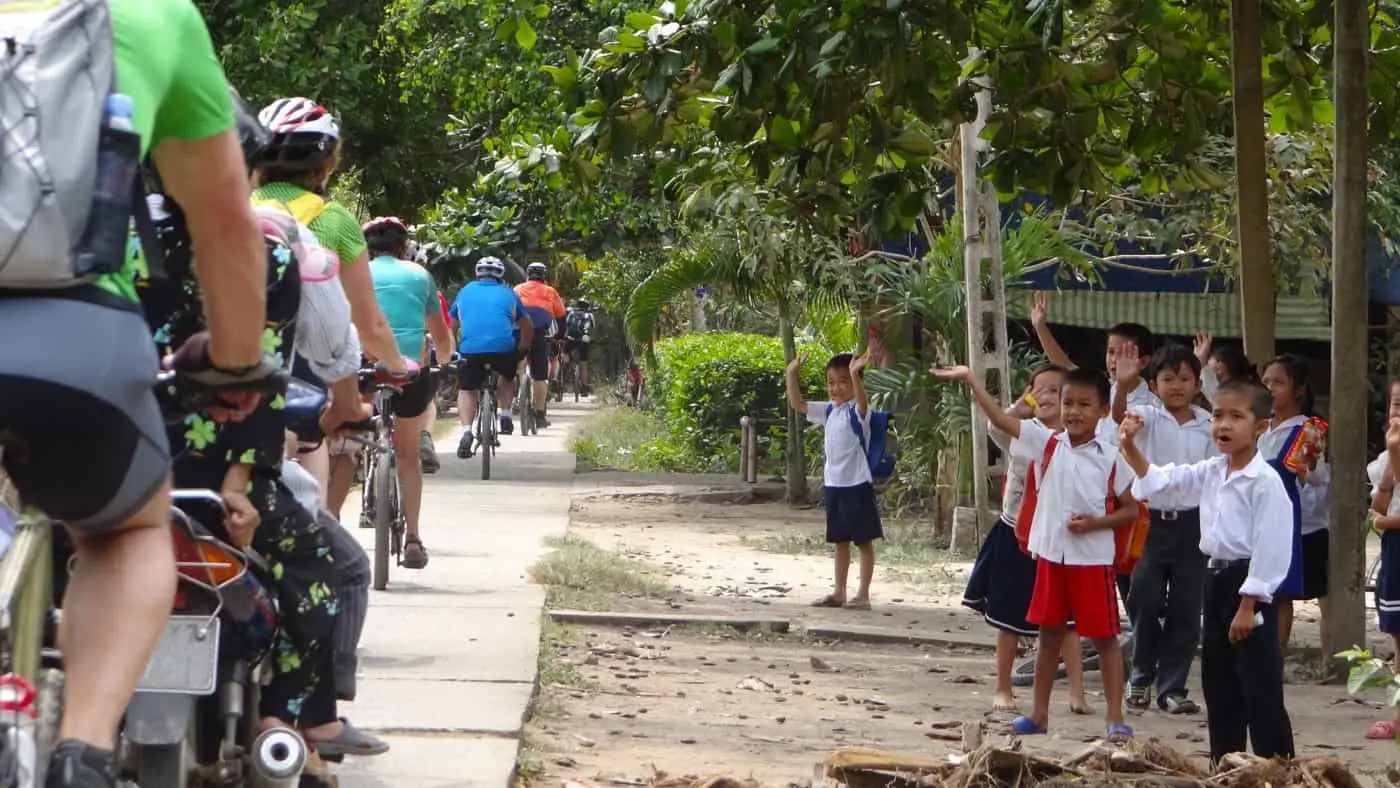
[1027,559,1120,639]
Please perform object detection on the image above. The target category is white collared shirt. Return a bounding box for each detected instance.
[1300,458,1331,534]
[1129,452,1294,602]
[1011,420,1134,566]
[1258,414,1308,464]
[991,417,1045,524]
[1367,452,1400,516]
[807,400,872,488]
[1127,403,1217,511]
[1097,381,1164,446]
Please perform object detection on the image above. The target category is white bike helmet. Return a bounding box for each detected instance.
[526,262,547,281]
[476,256,506,280]
[257,97,341,170]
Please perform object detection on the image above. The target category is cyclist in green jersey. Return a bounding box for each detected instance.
[0,2,277,786]
[251,98,407,504]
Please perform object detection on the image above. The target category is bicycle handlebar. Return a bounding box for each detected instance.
[153,368,289,425]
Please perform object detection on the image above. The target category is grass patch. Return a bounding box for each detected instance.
[529,533,671,610]
[567,406,702,473]
[513,745,546,787]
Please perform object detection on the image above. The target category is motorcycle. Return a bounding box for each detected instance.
[114,379,333,787]
[116,490,306,788]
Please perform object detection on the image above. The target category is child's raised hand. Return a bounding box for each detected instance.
[1113,344,1142,385]
[787,353,807,374]
[1193,331,1213,363]
[1030,291,1051,326]
[1387,417,1400,451]
[1118,411,1145,444]
[851,351,870,375]
[931,365,974,383]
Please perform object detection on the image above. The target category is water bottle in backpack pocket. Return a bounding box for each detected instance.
[75,93,144,278]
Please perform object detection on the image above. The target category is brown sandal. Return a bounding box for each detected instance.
[402,538,429,570]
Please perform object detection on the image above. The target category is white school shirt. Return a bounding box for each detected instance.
[1011,420,1134,566]
[990,417,1046,525]
[1368,452,1400,516]
[1127,403,1216,511]
[1097,381,1163,445]
[1257,414,1307,465]
[807,400,872,488]
[1130,452,1294,602]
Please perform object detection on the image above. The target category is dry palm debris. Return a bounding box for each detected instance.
[821,739,1366,788]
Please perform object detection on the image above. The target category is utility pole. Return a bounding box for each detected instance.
[1229,0,1276,364]
[958,58,1011,548]
[1327,0,1370,676]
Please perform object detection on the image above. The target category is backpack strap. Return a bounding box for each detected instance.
[845,405,868,455]
[133,165,166,280]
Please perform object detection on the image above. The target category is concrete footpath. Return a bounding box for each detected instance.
[333,400,588,787]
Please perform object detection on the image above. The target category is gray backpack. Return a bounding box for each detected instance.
[0,0,145,288]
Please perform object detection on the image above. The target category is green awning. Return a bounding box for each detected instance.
[1006,290,1331,341]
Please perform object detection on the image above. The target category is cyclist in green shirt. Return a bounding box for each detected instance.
[0,1,274,786]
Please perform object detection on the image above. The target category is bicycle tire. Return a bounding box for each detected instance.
[522,374,536,436]
[479,390,493,481]
[573,365,580,402]
[358,446,375,530]
[372,451,393,591]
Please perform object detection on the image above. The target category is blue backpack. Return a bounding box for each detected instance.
[826,403,896,480]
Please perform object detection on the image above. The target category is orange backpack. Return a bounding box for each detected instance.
[1013,436,1151,573]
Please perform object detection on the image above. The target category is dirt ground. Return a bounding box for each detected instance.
[523,485,1400,786]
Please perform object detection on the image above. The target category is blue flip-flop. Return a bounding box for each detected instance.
[1107,722,1134,743]
[1011,716,1048,736]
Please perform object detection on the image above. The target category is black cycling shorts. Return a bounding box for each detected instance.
[456,351,519,391]
[526,336,550,380]
[0,296,171,529]
[389,368,433,419]
[565,338,591,362]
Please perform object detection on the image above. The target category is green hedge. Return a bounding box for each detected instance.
[646,332,832,471]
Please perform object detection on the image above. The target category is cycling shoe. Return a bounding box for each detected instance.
[46,740,122,788]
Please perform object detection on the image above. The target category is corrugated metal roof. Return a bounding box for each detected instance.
[1006,290,1331,341]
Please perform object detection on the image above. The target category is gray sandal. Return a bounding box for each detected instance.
[314,718,389,757]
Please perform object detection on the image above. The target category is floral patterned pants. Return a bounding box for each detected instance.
[254,488,342,727]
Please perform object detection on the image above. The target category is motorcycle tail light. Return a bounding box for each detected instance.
[170,523,245,588]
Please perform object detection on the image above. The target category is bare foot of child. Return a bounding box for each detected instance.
[1069,695,1095,715]
[992,691,1018,712]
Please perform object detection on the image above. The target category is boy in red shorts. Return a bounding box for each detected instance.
[934,366,1137,742]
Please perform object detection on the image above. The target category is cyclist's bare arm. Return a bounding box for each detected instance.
[426,310,453,364]
[153,130,266,368]
[340,250,407,374]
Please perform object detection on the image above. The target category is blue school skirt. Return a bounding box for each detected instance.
[1376,531,1400,634]
[962,517,1038,636]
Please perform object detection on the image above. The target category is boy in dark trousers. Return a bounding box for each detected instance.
[935,365,1136,742]
[786,351,882,610]
[1118,379,1295,762]
[1111,344,1215,714]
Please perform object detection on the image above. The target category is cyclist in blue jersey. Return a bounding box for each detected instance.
[449,257,533,458]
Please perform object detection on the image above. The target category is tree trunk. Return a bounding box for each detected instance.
[1229,0,1275,364]
[1327,0,1370,681]
[777,296,808,505]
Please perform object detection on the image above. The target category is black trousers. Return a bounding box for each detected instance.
[1201,561,1294,763]
[1128,509,1206,703]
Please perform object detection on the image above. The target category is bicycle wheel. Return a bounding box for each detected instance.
[478,391,493,481]
[372,451,393,591]
[521,374,535,436]
[573,364,581,402]
[358,446,375,530]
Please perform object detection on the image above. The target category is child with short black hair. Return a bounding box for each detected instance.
[1193,333,1259,404]
[1119,379,1295,763]
[963,364,1092,714]
[935,364,1136,742]
[1111,343,1215,714]
[786,351,882,610]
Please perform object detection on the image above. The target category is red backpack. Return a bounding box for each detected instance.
[1013,436,1151,573]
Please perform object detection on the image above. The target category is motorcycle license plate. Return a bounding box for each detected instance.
[136,615,219,695]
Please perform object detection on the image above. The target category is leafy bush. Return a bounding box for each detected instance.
[566,406,707,473]
[647,332,832,470]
